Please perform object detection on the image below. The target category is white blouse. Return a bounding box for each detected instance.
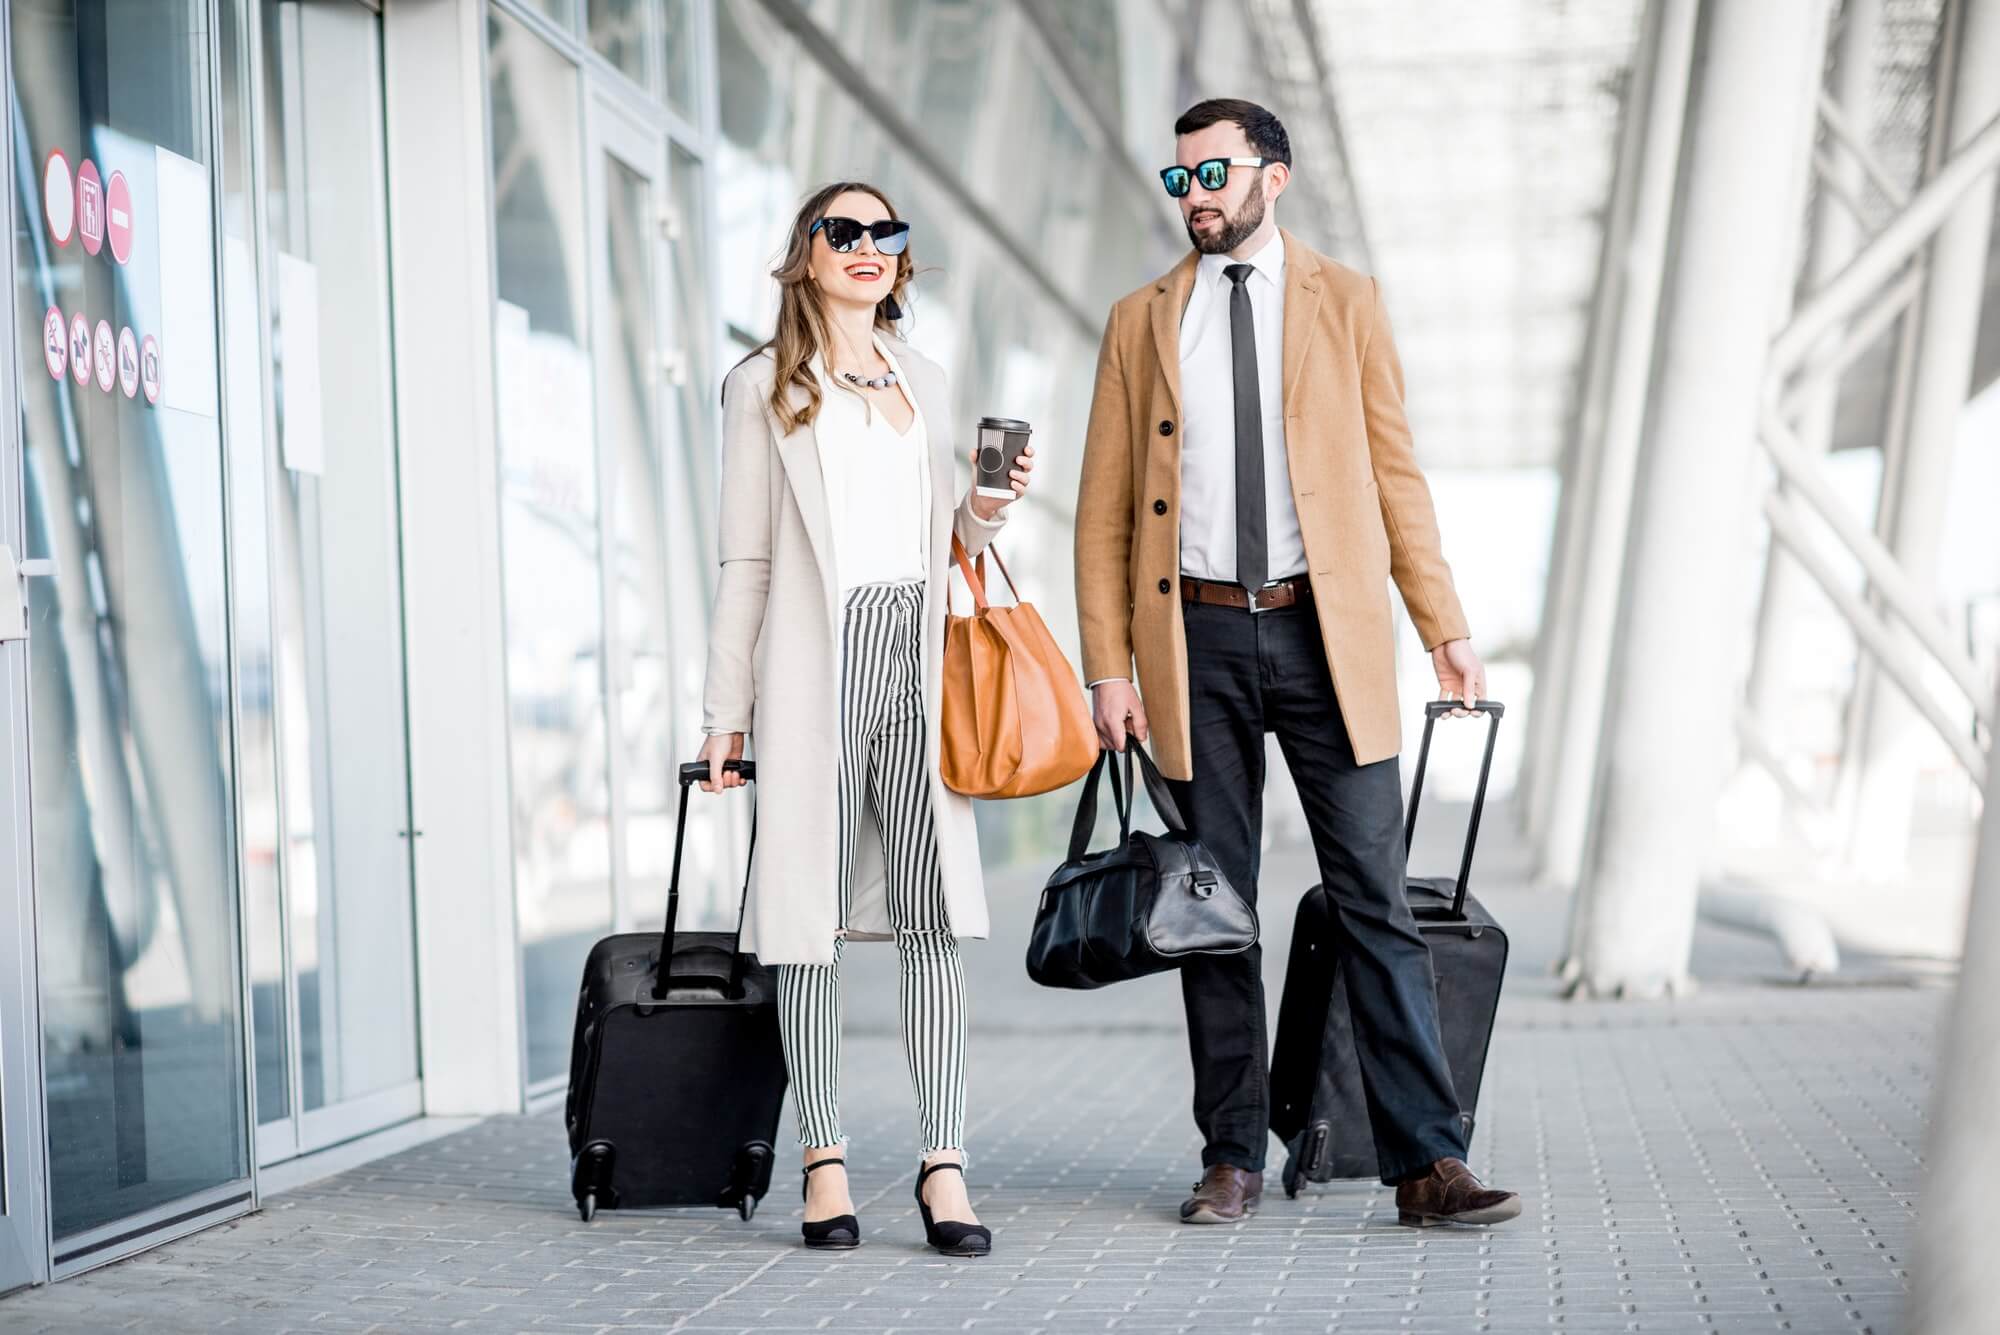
[811,335,930,595]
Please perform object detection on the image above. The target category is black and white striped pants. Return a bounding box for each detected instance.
[774,580,968,1155]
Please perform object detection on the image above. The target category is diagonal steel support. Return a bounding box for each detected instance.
[1758,398,1996,730]
[1772,106,2000,374]
[1817,89,1913,209]
[1778,264,1924,419]
[1761,492,1988,783]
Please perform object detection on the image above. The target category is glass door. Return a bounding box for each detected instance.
[9,0,253,1276]
[588,90,732,940]
[590,99,675,936]
[246,0,421,1165]
[0,70,50,1295]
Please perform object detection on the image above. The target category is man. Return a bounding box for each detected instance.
[1074,98,1520,1228]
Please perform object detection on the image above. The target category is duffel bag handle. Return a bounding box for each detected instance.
[1065,747,1135,862]
[1121,735,1192,835]
[1403,701,1503,918]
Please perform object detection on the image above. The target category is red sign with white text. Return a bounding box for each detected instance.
[105,171,133,265]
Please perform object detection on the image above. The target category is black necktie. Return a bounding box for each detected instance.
[1224,263,1267,592]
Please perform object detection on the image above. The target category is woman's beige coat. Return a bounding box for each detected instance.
[701,337,1005,966]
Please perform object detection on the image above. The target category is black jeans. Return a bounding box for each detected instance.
[1163,593,1467,1183]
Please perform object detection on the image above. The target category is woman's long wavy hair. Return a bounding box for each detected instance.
[743,181,913,435]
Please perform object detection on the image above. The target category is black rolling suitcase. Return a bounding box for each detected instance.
[1269,701,1508,1196]
[565,759,787,1222]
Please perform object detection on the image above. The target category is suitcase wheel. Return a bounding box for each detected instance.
[572,1140,617,1221]
[738,1196,756,1222]
[1282,1153,1305,1199]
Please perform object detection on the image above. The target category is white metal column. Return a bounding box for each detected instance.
[1908,674,2000,1333]
[382,0,526,1115]
[1535,0,1698,904]
[1844,0,2000,871]
[1566,0,1832,997]
[1519,0,1668,852]
[1743,0,1882,725]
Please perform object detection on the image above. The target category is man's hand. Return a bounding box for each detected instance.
[697,731,746,792]
[1431,639,1487,718]
[1091,680,1149,751]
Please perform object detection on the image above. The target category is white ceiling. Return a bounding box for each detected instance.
[1309,0,1646,470]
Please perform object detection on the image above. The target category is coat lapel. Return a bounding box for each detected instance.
[1279,227,1324,415]
[771,376,838,624]
[1148,249,1201,418]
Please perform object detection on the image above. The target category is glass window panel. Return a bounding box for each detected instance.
[588,0,655,90]
[662,0,700,119]
[521,0,578,32]
[12,0,248,1239]
[260,0,419,1116]
[601,153,678,921]
[488,9,611,1086]
[219,0,289,1132]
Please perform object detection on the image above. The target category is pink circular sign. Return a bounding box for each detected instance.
[140,335,161,405]
[43,307,66,379]
[93,320,115,393]
[117,326,138,398]
[75,158,103,257]
[105,170,133,265]
[68,313,91,386]
[43,151,74,247]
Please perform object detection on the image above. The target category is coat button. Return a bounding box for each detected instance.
[1158,420,1174,436]
[1153,498,1168,515]
[1158,578,1171,594]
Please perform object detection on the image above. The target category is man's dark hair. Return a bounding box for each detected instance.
[1173,98,1292,167]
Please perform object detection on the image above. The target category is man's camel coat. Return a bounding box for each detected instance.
[1075,228,1469,781]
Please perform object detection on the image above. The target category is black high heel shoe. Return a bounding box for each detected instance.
[801,1158,860,1250]
[915,1160,991,1257]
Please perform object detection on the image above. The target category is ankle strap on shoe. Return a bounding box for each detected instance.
[803,1157,847,1175]
[917,1160,964,1186]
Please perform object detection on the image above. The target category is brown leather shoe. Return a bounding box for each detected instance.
[1179,1165,1263,1225]
[1394,1158,1521,1227]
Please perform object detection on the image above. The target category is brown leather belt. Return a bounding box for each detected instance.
[1180,572,1313,613]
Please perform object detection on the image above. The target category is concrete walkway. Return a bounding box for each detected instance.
[0,803,1943,1333]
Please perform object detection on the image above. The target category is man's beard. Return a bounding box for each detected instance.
[1186,179,1267,254]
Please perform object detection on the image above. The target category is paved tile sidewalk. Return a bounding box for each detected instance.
[0,808,1941,1334]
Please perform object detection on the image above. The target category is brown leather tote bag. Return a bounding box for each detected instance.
[940,535,1097,798]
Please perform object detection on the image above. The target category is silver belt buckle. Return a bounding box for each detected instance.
[1247,581,1280,614]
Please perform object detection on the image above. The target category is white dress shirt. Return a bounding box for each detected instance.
[811,334,930,596]
[1176,230,1307,586]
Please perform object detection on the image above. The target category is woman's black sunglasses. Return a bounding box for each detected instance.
[1159,157,1273,198]
[811,216,912,255]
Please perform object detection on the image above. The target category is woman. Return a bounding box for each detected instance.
[695,181,1033,1256]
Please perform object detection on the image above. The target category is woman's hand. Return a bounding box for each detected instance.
[697,732,747,792]
[967,443,1035,521]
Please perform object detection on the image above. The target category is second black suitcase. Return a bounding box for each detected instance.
[1268,701,1509,1196]
[564,759,788,1222]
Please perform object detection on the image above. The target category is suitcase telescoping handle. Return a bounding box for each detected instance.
[656,760,757,999]
[1402,700,1503,919]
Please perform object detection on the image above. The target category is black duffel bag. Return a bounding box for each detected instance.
[1026,740,1257,989]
